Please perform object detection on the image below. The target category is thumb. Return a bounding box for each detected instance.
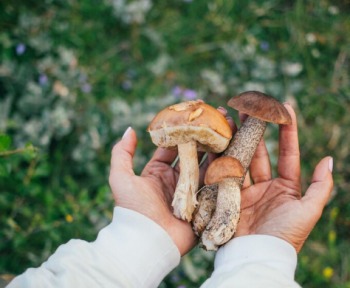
[110,127,137,176]
[302,156,334,217]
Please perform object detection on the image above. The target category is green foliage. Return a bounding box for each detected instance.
[1,0,350,287]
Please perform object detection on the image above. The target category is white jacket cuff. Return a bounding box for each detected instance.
[213,235,297,280]
[93,207,181,287]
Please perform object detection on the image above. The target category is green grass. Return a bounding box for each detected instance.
[0,0,350,287]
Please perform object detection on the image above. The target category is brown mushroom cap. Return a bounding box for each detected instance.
[204,156,244,185]
[147,100,232,153]
[227,91,292,125]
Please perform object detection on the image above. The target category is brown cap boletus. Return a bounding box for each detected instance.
[225,90,292,170]
[204,156,244,185]
[147,100,232,221]
[200,91,291,250]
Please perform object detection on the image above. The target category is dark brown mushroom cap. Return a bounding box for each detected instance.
[227,91,292,125]
[204,156,244,185]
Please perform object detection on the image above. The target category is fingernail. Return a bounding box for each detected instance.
[328,157,333,173]
[218,106,227,114]
[122,127,132,139]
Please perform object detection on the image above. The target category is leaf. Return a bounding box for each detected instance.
[0,134,11,152]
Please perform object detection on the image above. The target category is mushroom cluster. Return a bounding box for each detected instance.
[147,91,291,250]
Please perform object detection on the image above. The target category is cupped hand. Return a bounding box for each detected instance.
[108,127,195,255]
[235,104,334,252]
[108,107,234,256]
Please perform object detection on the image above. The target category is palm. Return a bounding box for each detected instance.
[236,178,311,251]
[231,104,333,253]
[110,142,197,255]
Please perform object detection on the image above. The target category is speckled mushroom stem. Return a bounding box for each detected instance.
[172,141,199,222]
[201,179,241,250]
[224,117,267,180]
[199,117,266,250]
[192,184,218,236]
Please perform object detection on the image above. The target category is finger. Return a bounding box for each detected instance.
[110,127,137,177]
[277,103,301,183]
[199,152,217,186]
[250,138,272,183]
[217,106,228,115]
[239,112,249,124]
[226,116,237,134]
[302,157,334,219]
[148,147,178,166]
[241,171,252,189]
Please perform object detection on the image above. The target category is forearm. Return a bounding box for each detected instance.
[8,207,180,288]
[201,235,301,288]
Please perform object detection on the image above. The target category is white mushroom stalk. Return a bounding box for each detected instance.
[172,141,199,220]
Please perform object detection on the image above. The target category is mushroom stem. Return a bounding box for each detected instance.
[172,141,199,221]
[201,178,241,251]
[198,116,266,249]
[225,116,267,172]
[192,184,218,236]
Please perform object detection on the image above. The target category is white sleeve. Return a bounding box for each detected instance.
[201,235,302,288]
[8,207,180,288]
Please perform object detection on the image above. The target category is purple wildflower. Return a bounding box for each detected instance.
[260,41,270,51]
[171,274,180,282]
[38,74,48,86]
[183,89,197,100]
[16,43,26,55]
[81,83,92,93]
[172,86,183,98]
[79,73,88,83]
[122,80,132,91]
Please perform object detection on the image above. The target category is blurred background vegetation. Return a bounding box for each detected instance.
[0,0,349,287]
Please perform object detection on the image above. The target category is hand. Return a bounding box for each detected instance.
[235,104,334,252]
[109,107,233,256]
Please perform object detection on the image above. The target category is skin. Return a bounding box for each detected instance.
[109,104,333,255]
[235,104,334,252]
[109,107,230,256]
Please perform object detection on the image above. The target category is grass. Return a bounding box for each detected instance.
[0,0,350,287]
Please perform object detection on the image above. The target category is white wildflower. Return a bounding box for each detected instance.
[328,6,339,15]
[305,33,317,44]
[282,62,303,77]
[242,82,265,92]
[148,53,171,76]
[201,69,227,96]
[252,56,277,80]
[311,48,321,58]
[111,0,152,24]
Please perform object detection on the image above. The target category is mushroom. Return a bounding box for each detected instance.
[192,156,244,238]
[200,91,292,250]
[147,100,232,221]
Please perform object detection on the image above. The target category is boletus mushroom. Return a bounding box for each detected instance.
[192,156,244,237]
[147,100,232,221]
[199,91,292,250]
